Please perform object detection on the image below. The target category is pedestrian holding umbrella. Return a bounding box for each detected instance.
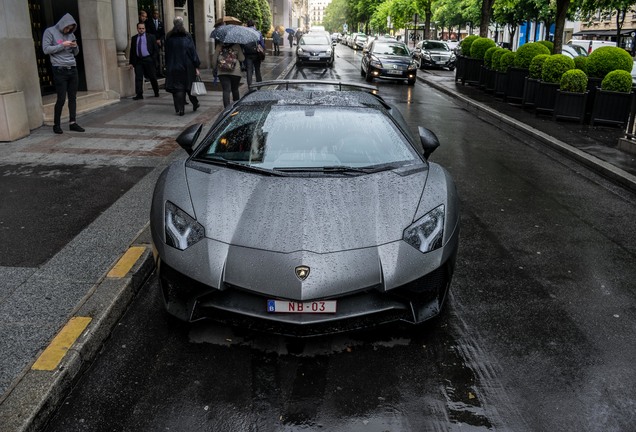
[210,24,261,45]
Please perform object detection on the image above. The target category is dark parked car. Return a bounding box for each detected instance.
[361,39,418,85]
[296,33,335,66]
[413,40,457,71]
[150,80,460,336]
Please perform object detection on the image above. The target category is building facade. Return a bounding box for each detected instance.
[0,0,294,141]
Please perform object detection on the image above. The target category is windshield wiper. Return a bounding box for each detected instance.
[201,156,287,176]
[274,165,392,175]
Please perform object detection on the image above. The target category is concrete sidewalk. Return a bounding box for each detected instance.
[1,45,635,432]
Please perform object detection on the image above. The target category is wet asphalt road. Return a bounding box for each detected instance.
[44,45,636,431]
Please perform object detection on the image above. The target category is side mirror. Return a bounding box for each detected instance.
[418,126,440,159]
[176,123,203,155]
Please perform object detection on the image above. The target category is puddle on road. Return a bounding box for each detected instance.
[188,322,410,356]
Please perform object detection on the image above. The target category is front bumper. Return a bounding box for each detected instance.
[297,54,332,64]
[367,65,417,81]
[155,232,459,336]
[420,56,455,69]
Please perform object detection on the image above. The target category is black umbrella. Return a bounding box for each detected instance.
[210,25,260,45]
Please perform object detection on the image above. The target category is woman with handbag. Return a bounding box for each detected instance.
[164,17,200,116]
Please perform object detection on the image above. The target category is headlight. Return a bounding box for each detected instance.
[165,201,205,250]
[297,48,304,53]
[423,53,431,60]
[403,205,445,253]
[450,53,456,61]
[370,58,383,68]
[326,49,332,55]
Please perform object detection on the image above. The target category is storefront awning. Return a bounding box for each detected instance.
[572,29,633,37]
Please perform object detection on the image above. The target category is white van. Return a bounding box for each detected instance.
[567,39,616,54]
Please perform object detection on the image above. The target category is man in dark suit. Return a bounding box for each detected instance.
[129,22,160,100]
[146,10,166,76]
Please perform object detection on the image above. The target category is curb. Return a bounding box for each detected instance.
[0,230,156,432]
[419,75,636,193]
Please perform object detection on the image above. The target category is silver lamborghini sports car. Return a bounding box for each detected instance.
[150,80,460,336]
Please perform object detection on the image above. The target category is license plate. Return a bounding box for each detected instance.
[267,299,337,313]
[387,70,403,75]
[309,57,321,61]
[436,60,446,64]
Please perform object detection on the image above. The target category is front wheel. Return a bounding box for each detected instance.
[360,65,365,77]
[407,78,416,85]
[365,70,374,83]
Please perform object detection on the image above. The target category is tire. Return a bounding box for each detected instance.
[360,65,365,77]
[448,66,455,71]
[365,70,374,83]
[407,78,416,85]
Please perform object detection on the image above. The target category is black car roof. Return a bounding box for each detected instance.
[239,89,386,108]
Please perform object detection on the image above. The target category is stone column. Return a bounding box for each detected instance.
[112,0,128,65]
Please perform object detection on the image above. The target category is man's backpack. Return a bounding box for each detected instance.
[243,41,259,56]
[217,46,237,72]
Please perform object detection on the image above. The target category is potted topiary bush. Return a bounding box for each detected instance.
[483,46,501,92]
[536,54,575,115]
[495,50,516,98]
[462,37,496,85]
[591,69,634,126]
[456,35,479,83]
[585,46,633,117]
[554,69,589,123]
[573,56,588,74]
[508,42,551,103]
[523,53,549,108]
[536,40,554,54]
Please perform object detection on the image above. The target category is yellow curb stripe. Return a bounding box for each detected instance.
[107,246,145,278]
[32,317,92,371]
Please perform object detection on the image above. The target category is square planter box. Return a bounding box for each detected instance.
[553,90,588,124]
[455,55,466,82]
[591,89,633,127]
[494,71,507,98]
[484,67,496,93]
[462,57,483,85]
[522,77,540,108]
[505,67,529,103]
[535,81,560,115]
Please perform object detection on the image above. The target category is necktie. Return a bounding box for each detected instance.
[137,36,142,57]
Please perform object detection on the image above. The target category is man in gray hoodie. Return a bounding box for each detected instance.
[42,13,85,134]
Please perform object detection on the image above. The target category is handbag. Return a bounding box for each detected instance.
[190,75,207,96]
[257,44,266,61]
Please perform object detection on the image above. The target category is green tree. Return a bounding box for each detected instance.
[225,0,262,29]
[258,0,272,33]
[324,0,353,33]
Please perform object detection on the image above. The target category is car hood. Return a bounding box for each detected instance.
[185,165,428,254]
[374,54,412,65]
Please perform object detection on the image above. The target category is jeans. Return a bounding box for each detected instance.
[219,75,241,107]
[52,66,79,126]
[244,56,262,88]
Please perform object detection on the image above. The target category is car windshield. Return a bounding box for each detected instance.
[373,42,410,56]
[566,44,588,57]
[195,105,420,170]
[422,41,449,51]
[301,35,330,45]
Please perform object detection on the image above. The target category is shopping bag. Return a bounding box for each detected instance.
[191,76,207,96]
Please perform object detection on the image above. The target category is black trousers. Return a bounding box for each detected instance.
[52,66,78,126]
[219,75,241,107]
[172,90,198,114]
[134,57,159,96]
